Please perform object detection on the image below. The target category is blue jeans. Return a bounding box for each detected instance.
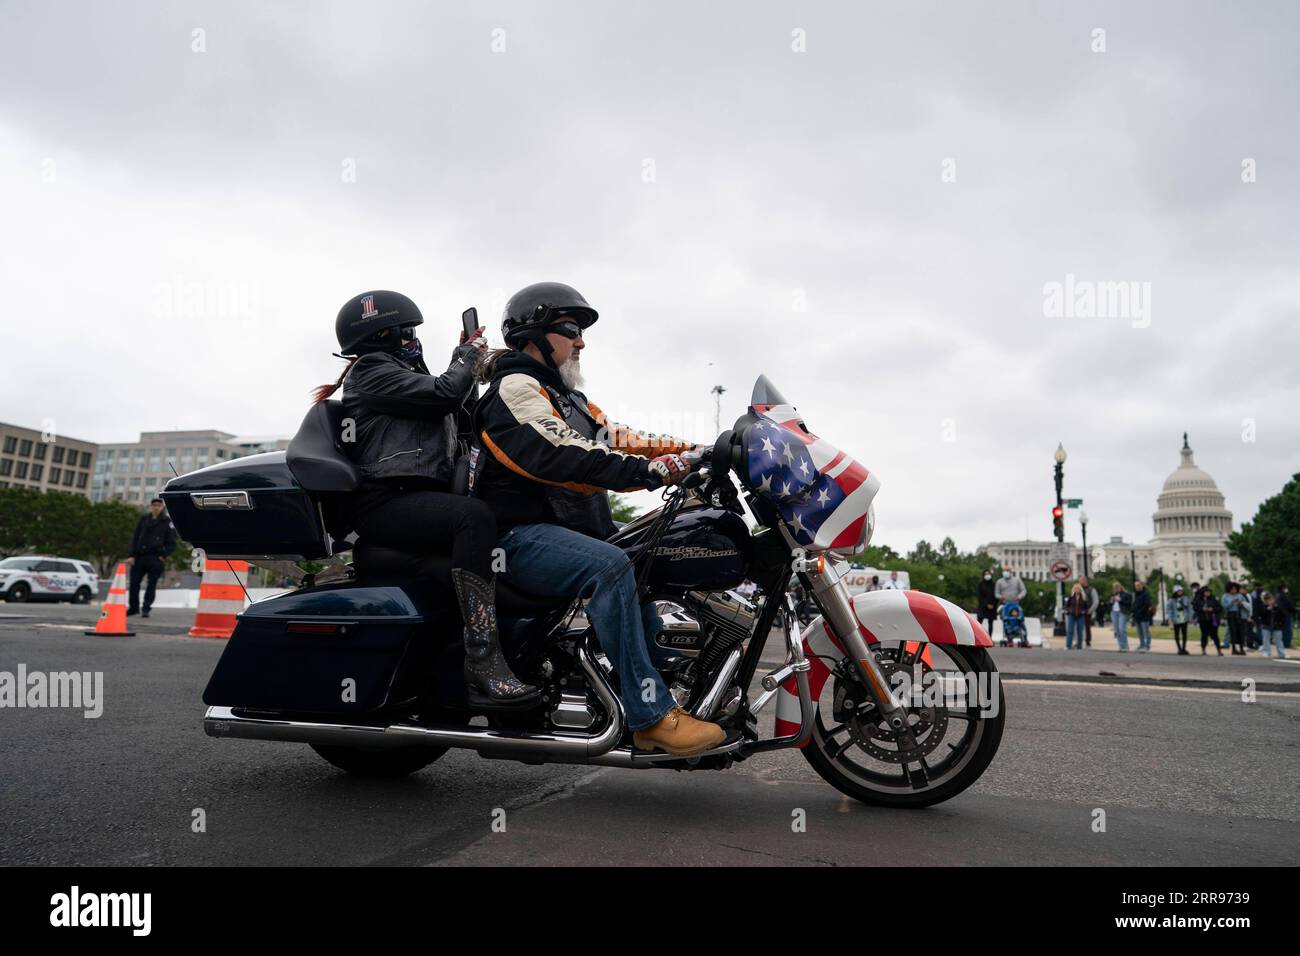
[497,523,673,731]
[1066,615,1086,649]
[1135,619,1151,650]
[1112,611,1129,650]
[1260,628,1288,658]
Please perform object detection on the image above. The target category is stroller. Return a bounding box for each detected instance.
[999,602,1030,648]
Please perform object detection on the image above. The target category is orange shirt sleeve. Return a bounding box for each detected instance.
[586,401,695,459]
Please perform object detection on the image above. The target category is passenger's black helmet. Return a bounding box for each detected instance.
[501,282,598,348]
[335,290,424,354]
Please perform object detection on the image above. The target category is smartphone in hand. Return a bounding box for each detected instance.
[462,307,479,343]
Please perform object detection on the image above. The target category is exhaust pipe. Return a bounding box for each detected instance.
[204,639,625,763]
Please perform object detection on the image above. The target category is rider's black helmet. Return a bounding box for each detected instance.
[501,282,598,349]
[335,290,424,354]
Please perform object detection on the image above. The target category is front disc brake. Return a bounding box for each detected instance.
[835,653,949,764]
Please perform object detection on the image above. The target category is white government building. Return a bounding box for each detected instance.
[1093,434,1245,583]
[980,541,1085,582]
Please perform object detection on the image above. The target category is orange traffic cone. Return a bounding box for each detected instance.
[85,562,135,636]
[188,559,249,639]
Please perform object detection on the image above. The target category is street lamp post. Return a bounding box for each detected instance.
[1079,509,1089,578]
[1053,443,1067,638]
[1157,565,1167,625]
[710,385,726,436]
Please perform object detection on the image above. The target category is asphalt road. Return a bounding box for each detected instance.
[2,602,1297,866]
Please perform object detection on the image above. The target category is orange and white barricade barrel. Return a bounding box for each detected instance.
[188,559,250,639]
[85,562,136,636]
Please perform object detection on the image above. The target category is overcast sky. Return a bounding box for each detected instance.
[1,1,1297,552]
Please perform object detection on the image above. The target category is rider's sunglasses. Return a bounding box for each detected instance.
[547,319,584,340]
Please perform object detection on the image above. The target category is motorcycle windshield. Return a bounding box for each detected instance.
[744,376,880,555]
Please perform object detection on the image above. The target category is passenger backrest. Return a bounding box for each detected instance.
[286,401,363,492]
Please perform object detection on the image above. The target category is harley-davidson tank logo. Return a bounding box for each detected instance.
[651,545,738,560]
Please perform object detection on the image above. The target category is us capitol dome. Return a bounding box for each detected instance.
[1096,434,1245,582]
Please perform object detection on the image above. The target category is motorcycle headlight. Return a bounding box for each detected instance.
[863,502,875,550]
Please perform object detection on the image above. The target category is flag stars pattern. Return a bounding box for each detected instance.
[745,412,862,549]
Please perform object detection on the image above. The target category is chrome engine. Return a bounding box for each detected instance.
[543,589,760,731]
[653,589,758,662]
[653,588,758,716]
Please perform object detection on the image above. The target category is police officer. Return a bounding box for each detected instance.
[126,497,177,617]
[312,290,538,707]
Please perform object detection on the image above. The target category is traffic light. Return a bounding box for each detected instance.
[1052,506,1064,539]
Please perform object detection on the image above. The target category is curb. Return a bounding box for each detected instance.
[1000,672,1300,694]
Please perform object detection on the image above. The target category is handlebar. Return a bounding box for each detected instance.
[680,447,707,468]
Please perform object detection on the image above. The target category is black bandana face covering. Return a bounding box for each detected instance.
[394,336,423,361]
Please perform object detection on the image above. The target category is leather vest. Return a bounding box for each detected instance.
[537,384,617,541]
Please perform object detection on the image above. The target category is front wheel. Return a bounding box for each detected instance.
[311,744,447,777]
[796,600,817,627]
[6,582,31,603]
[802,642,1005,809]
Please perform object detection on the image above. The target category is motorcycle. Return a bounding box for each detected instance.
[162,375,1004,808]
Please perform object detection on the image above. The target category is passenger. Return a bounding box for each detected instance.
[312,290,538,707]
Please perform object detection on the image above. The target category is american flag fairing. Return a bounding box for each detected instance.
[745,395,880,555]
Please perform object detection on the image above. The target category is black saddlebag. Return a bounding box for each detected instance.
[201,583,455,716]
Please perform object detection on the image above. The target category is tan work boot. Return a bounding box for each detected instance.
[632,706,727,757]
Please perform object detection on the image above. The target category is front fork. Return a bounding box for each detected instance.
[796,553,920,750]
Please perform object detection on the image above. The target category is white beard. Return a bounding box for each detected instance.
[558,355,584,390]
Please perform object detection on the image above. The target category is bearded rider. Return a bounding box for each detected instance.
[470,281,727,757]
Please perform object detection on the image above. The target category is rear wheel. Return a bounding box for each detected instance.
[801,642,1005,808]
[6,582,31,603]
[72,587,93,605]
[311,744,447,777]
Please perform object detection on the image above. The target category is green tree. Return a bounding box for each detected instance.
[907,540,939,564]
[609,493,641,525]
[166,538,199,573]
[81,501,144,577]
[853,544,900,566]
[1228,474,1300,588]
[0,488,45,557]
[31,491,94,556]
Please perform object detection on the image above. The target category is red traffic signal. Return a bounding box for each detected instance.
[1052,506,1063,518]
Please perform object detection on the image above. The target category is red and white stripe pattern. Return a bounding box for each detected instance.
[774,618,844,741]
[851,589,992,649]
[188,559,249,639]
[772,589,992,742]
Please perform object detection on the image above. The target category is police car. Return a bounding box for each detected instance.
[0,556,99,604]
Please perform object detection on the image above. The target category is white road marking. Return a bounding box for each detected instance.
[1003,678,1298,698]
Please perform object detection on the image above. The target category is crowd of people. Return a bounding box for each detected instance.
[979,567,1293,658]
[1055,572,1289,655]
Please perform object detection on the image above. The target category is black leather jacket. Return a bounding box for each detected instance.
[471,352,685,538]
[341,346,478,486]
[130,514,177,558]
[1131,588,1153,623]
